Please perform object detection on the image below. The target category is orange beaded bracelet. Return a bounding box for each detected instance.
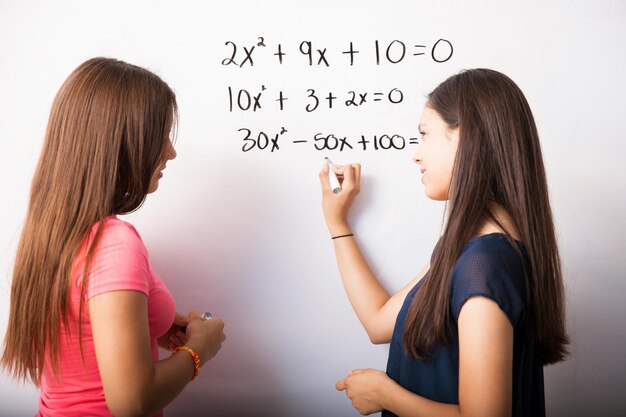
[173,346,200,380]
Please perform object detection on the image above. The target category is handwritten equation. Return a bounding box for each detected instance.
[221,37,454,153]
[222,37,453,67]
[228,86,404,112]
[239,128,419,153]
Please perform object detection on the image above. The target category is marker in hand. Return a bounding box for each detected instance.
[325,157,342,193]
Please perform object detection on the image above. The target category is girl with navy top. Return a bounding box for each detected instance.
[319,68,568,417]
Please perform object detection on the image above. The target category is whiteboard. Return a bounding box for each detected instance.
[1,1,625,416]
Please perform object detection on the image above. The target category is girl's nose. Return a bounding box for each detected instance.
[166,141,177,161]
[412,146,421,164]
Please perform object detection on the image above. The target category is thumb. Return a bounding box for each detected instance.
[335,377,348,391]
[188,310,201,321]
[174,312,189,326]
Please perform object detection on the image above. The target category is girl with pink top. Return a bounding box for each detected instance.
[2,57,226,417]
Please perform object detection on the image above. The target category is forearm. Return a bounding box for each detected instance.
[138,348,199,415]
[332,232,391,339]
[109,348,197,417]
[92,292,225,417]
[321,163,392,341]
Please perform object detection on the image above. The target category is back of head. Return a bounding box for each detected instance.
[41,57,178,216]
[428,68,544,221]
[2,57,178,384]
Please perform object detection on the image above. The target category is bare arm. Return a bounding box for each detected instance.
[89,291,225,417]
[338,296,513,417]
[333,234,429,343]
[320,163,429,344]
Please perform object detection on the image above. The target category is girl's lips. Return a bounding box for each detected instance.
[420,168,426,174]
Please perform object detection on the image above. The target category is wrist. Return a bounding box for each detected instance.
[327,222,352,237]
[172,346,200,380]
[184,339,207,367]
[378,374,399,411]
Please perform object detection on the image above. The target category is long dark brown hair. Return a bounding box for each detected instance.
[404,68,568,365]
[1,57,178,384]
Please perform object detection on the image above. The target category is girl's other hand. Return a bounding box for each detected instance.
[335,368,390,415]
[184,310,226,366]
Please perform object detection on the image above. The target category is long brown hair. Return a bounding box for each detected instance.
[404,68,568,365]
[1,57,178,384]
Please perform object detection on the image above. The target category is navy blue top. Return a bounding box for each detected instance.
[384,234,544,417]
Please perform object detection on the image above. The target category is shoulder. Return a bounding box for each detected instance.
[454,234,524,279]
[94,217,147,258]
[451,234,528,326]
[83,217,151,298]
[99,216,143,241]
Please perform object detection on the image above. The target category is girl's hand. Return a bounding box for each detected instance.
[184,310,226,366]
[319,162,361,236]
[157,312,189,351]
[336,368,390,415]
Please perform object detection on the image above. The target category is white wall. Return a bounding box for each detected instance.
[1,1,625,416]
